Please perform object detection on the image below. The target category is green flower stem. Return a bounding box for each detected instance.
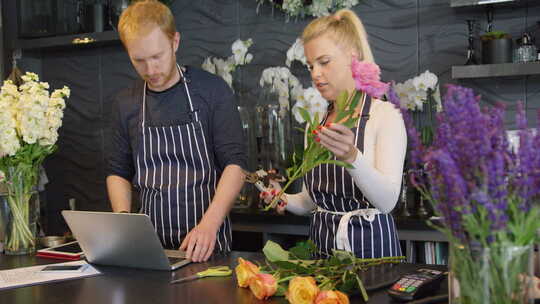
[276,275,296,284]
[264,163,304,211]
[5,190,35,252]
[263,91,361,212]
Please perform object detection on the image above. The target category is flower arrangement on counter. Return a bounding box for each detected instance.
[264,58,389,211]
[388,84,540,303]
[392,70,441,146]
[201,38,254,90]
[256,0,360,20]
[235,240,405,302]
[0,72,70,254]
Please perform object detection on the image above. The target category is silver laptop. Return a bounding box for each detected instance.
[61,210,191,271]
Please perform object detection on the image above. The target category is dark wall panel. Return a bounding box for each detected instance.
[11,0,539,233]
[42,49,103,212]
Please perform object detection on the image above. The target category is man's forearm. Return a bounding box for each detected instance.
[106,175,133,212]
[199,164,245,230]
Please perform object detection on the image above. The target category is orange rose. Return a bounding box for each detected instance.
[249,273,278,300]
[235,257,260,288]
[314,290,350,304]
[286,276,320,304]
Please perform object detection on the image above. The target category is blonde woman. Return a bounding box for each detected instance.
[267,9,406,258]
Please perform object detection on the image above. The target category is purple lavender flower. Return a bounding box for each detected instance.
[424,149,469,240]
[513,103,540,211]
[394,83,540,245]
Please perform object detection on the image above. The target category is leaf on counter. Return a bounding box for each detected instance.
[273,261,310,273]
[263,240,289,262]
[289,240,317,260]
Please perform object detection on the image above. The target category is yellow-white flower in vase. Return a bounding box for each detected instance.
[0,71,70,254]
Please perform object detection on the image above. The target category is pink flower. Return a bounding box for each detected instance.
[249,273,277,300]
[235,257,260,287]
[351,57,389,99]
[315,290,350,304]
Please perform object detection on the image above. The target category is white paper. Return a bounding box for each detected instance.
[0,260,101,290]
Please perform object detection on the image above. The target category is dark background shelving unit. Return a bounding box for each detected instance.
[450,0,518,7]
[452,62,540,78]
[15,31,120,50]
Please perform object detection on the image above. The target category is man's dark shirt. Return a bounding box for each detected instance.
[107,66,247,183]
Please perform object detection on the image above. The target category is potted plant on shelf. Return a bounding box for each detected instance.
[480,30,513,64]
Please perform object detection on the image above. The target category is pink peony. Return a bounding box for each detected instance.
[351,57,389,99]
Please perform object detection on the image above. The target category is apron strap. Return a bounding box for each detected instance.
[141,64,196,129]
[316,207,381,253]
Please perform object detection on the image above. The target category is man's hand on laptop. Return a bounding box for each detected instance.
[179,221,218,262]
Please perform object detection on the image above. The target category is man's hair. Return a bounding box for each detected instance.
[302,9,374,63]
[118,0,177,45]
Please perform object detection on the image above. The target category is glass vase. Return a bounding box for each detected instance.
[1,165,40,255]
[254,103,293,175]
[448,242,534,304]
[236,105,257,208]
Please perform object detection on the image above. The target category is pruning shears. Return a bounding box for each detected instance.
[170,266,232,284]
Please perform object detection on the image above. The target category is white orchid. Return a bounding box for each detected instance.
[309,0,332,17]
[201,38,254,91]
[231,38,254,65]
[257,0,359,19]
[412,70,438,92]
[292,87,328,124]
[201,57,216,74]
[286,38,307,67]
[282,0,304,17]
[392,70,441,112]
[259,66,304,118]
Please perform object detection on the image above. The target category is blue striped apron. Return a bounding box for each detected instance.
[134,66,231,251]
[304,94,402,258]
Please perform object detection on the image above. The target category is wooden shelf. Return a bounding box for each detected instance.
[452,62,540,79]
[450,0,518,7]
[15,31,120,50]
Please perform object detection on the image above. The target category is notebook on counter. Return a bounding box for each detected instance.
[36,241,84,261]
[61,210,190,271]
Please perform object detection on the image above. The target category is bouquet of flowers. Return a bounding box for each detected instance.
[235,240,404,303]
[201,38,254,90]
[388,84,540,303]
[0,72,70,254]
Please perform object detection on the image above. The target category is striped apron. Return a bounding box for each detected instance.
[134,66,231,251]
[304,94,401,259]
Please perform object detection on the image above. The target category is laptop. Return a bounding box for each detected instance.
[61,210,191,271]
